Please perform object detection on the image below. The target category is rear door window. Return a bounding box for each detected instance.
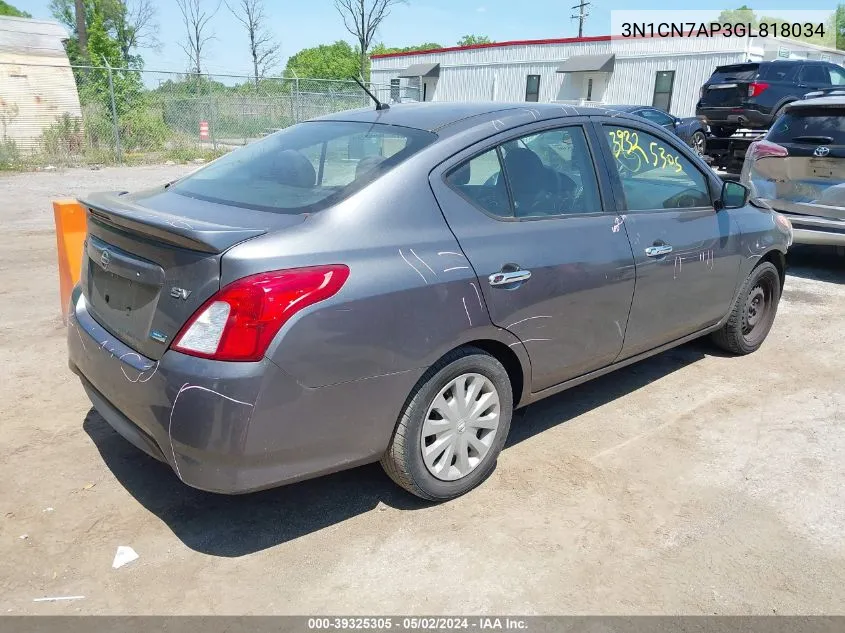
[171,121,436,214]
[446,149,511,218]
[446,125,603,219]
[504,126,602,217]
[767,109,845,144]
[602,125,712,210]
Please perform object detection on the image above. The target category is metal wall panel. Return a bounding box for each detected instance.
[372,34,845,116]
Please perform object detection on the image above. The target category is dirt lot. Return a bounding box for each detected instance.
[0,165,843,615]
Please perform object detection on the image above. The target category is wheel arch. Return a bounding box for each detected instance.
[464,339,527,408]
[759,248,786,292]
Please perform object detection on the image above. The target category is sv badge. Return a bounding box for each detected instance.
[170,287,192,300]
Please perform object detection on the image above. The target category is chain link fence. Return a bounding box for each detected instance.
[0,62,420,169]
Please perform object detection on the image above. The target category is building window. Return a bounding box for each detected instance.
[390,78,400,102]
[652,71,675,111]
[525,75,541,102]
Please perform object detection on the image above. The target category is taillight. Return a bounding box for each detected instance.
[748,82,769,98]
[172,265,350,362]
[746,140,788,162]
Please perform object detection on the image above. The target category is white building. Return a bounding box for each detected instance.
[0,16,82,152]
[371,34,845,117]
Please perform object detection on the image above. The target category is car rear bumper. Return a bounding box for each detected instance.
[67,287,423,494]
[697,107,771,129]
[760,200,845,246]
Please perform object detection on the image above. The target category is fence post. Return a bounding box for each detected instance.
[103,59,122,164]
[210,95,218,151]
[295,72,301,123]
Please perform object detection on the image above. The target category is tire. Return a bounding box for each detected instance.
[710,126,736,138]
[711,262,781,355]
[381,346,513,501]
[689,130,707,156]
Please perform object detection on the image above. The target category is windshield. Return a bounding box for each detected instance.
[171,121,436,213]
[767,109,845,144]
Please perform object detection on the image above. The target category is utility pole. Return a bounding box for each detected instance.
[571,0,590,38]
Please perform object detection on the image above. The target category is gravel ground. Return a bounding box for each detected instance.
[0,165,843,615]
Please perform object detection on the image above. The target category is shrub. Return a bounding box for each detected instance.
[0,138,20,169]
[40,113,84,157]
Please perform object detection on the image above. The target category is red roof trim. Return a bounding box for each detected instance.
[370,35,612,59]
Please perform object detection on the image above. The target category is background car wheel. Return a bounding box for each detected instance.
[711,262,781,355]
[689,131,707,156]
[710,126,736,138]
[381,346,513,501]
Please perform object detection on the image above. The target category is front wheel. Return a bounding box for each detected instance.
[711,262,781,355]
[381,347,513,500]
[689,130,707,156]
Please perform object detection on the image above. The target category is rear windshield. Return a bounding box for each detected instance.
[767,108,845,144]
[709,64,758,83]
[171,121,436,213]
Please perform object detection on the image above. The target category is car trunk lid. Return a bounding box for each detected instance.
[754,105,845,215]
[80,189,306,360]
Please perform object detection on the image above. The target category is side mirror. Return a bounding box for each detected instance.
[719,180,750,210]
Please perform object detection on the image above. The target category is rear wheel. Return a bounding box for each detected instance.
[711,262,781,355]
[381,347,513,500]
[689,131,707,156]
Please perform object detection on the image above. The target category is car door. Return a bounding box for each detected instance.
[593,117,743,359]
[797,64,831,95]
[429,120,636,392]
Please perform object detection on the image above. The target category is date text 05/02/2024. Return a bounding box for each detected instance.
[621,22,826,39]
[307,617,529,630]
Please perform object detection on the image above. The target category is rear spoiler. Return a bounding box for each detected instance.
[80,191,267,254]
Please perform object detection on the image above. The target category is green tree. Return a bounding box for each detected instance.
[82,11,142,113]
[371,42,442,54]
[284,41,361,80]
[50,0,157,68]
[0,1,31,17]
[457,34,492,46]
[716,6,758,26]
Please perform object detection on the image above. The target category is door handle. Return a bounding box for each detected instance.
[489,269,532,286]
[645,244,673,257]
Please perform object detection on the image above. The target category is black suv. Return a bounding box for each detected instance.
[696,60,845,137]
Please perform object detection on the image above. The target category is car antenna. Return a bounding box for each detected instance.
[352,76,389,111]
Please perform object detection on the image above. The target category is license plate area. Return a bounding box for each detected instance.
[810,158,836,179]
[83,236,165,349]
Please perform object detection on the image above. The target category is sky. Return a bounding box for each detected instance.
[12,0,843,78]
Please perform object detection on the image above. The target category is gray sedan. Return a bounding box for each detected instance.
[68,102,791,500]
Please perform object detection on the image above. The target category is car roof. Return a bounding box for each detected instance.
[602,105,647,113]
[787,96,845,109]
[316,102,636,134]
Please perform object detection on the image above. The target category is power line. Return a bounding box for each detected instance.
[571,0,590,38]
